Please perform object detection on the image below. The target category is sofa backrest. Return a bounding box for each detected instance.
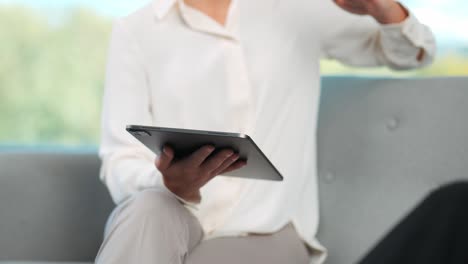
[0,77,467,262]
[0,150,113,261]
[316,77,468,263]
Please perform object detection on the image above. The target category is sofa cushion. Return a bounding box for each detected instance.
[0,149,114,261]
[316,77,468,263]
[0,262,90,264]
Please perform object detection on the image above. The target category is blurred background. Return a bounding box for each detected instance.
[0,0,467,147]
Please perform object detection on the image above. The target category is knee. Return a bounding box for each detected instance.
[427,181,468,205]
[128,187,183,221]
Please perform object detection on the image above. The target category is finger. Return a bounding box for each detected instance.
[342,0,367,12]
[198,158,245,187]
[211,153,239,176]
[334,0,367,13]
[219,159,247,174]
[185,145,216,167]
[334,0,358,7]
[342,0,364,5]
[201,149,234,173]
[155,145,174,172]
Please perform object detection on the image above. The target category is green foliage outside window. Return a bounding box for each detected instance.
[1,6,109,145]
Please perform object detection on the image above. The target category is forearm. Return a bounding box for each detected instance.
[369,1,407,24]
[377,11,436,70]
[322,11,436,69]
[322,1,436,69]
[99,147,163,204]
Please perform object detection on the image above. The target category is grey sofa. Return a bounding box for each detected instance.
[1,77,467,264]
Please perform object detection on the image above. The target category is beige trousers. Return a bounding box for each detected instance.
[95,188,310,264]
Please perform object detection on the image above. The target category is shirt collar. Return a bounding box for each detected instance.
[153,0,239,40]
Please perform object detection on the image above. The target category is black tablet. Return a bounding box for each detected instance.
[127,125,283,181]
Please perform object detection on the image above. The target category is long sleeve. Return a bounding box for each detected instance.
[319,2,436,70]
[99,19,162,204]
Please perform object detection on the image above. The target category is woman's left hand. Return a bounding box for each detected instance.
[333,0,408,24]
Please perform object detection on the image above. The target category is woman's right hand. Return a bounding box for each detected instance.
[155,145,247,203]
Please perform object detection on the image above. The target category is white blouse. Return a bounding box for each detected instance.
[99,0,435,262]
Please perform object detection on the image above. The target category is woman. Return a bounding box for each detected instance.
[96,0,466,263]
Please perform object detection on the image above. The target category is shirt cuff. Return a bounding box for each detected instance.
[379,4,425,48]
[377,3,434,69]
[172,191,201,210]
[157,179,201,210]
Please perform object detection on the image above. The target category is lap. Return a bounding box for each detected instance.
[102,188,310,264]
[187,223,311,264]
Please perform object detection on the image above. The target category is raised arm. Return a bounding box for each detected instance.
[319,0,436,70]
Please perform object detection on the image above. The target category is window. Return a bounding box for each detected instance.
[0,0,466,146]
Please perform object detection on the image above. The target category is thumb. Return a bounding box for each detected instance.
[155,145,174,172]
